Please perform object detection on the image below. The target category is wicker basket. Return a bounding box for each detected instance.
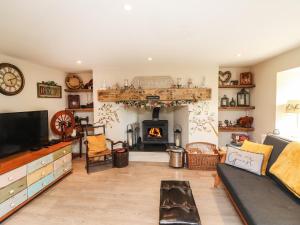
[186,142,220,170]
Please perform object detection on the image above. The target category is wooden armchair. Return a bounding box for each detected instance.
[84,125,125,174]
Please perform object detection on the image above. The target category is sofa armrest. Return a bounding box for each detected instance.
[214,149,227,188]
[217,149,227,163]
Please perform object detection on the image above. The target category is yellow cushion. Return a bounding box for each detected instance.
[241,140,273,175]
[269,142,300,198]
[87,135,107,157]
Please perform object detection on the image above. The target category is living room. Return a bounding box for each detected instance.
[0,1,299,225]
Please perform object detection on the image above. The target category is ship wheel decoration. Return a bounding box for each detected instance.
[50,110,75,137]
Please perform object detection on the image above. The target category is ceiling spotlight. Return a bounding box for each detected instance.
[124,4,132,11]
[76,60,82,64]
[147,57,153,61]
[237,53,242,57]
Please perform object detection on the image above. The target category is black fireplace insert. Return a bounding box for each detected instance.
[143,120,168,144]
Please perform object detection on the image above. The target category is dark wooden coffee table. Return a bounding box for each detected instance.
[159,180,201,225]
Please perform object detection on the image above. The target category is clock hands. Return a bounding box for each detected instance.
[8,77,16,85]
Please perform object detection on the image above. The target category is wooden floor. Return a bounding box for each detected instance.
[3,158,242,225]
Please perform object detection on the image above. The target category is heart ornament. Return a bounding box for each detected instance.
[219,71,231,85]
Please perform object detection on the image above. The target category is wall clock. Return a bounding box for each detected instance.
[0,63,25,96]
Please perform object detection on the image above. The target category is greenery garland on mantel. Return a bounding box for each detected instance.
[116,99,196,109]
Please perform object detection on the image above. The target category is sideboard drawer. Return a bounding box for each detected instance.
[53,153,72,171]
[27,154,53,174]
[53,145,72,161]
[27,163,53,186]
[54,162,72,179]
[27,173,54,198]
[0,166,27,189]
[0,189,27,218]
[0,177,27,204]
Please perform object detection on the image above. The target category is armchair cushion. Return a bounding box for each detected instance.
[87,134,108,157]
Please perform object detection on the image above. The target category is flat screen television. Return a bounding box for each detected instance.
[0,110,49,158]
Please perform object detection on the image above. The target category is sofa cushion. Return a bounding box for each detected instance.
[241,140,273,175]
[263,135,289,173]
[262,135,300,198]
[225,146,264,175]
[217,163,300,225]
[269,142,300,198]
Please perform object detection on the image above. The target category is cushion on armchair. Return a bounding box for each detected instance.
[87,134,108,157]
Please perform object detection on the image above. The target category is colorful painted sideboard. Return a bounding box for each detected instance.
[0,142,72,222]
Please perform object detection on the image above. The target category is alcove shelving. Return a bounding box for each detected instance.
[218,67,255,147]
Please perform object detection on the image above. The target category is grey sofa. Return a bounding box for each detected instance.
[216,135,300,225]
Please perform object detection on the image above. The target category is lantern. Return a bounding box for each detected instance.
[220,95,229,107]
[174,125,182,147]
[127,124,133,148]
[237,88,250,106]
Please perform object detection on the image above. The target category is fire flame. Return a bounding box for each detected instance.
[148,128,162,138]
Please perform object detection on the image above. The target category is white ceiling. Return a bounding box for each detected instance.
[0,0,300,71]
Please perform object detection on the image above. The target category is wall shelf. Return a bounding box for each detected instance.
[218,84,256,88]
[218,106,255,111]
[218,127,254,132]
[65,108,94,112]
[65,89,93,93]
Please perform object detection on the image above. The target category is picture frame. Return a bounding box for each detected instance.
[37,82,62,98]
[240,72,253,85]
[68,95,80,109]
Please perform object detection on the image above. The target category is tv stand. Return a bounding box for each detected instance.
[30,146,43,151]
[0,142,72,222]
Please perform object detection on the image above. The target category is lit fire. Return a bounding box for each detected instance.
[148,128,162,138]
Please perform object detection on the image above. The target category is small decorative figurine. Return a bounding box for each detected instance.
[224,120,229,127]
[187,78,193,88]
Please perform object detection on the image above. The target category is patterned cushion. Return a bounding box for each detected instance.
[225,146,264,175]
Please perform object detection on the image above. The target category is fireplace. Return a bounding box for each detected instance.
[142,120,168,144]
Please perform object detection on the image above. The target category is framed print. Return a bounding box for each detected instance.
[240,72,253,85]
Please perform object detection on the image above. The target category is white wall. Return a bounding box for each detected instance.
[276,67,300,139]
[93,64,219,145]
[0,54,66,139]
[251,46,300,142]
[173,106,189,147]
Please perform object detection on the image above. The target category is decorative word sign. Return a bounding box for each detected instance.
[37,82,62,98]
[98,88,211,102]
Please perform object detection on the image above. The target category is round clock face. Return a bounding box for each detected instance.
[0,63,25,96]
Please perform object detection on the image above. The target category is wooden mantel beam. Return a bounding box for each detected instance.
[98,88,211,102]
